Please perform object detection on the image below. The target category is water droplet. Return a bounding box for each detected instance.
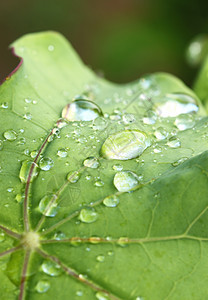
[122,113,136,124]
[85,175,92,180]
[76,290,83,296]
[95,292,109,300]
[103,195,119,207]
[1,102,8,108]
[4,130,17,141]
[174,114,195,131]
[142,111,157,125]
[41,260,62,276]
[92,117,107,130]
[30,150,38,158]
[167,137,181,148]
[39,157,54,171]
[57,148,67,158]
[53,231,66,240]
[23,112,32,120]
[113,164,123,171]
[15,193,25,203]
[156,93,198,117]
[79,208,98,223]
[96,255,105,262]
[48,45,54,51]
[107,250,114,256]
[35,280,50,293]
[172,157,188,167]
[17,137,26,145]
[56,118,68,128]
[101,130,151,160]
[153,146,162,153]
[67,171,81,183]
[39,194,58,217]
[114,171,139,192]
[94,179,104,187]
[25,98,32,104]
[62,99,103,121]
[19,160,39,183]
[83,157,100,168]
[0,140,3,150]
[154,127,168,140]
[117,237,129,247]
[0,232,5,242]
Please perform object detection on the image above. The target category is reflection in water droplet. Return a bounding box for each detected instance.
[62,99,103,121]
[174,114,195,131]
[57,148,67,158]
[167,137,181,148]
[101,130,151,160]
[172,157,188,167]
[4,130,17,141]
[95,292,109,300]
[39,194,58,217]
[83,157,100,169]
[93,117,107,130]
[35,280,50,293]
[154,127,168,140]
[67,171,81,183]
[103,195,119,207]
[39,157,54,171]
[19,160,39,183]
[114,171,139,192]
[156,93,198,117]
[41,260,62,276]
[79,208,98,223]
[96,255,105,262]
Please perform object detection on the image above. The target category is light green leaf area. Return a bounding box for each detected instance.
[0,31,208,300]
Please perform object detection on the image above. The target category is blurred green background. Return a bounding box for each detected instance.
[1,0,208,85]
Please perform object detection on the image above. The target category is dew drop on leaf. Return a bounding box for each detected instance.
[39,194,58,217]
[167,137,181,148]
[62,99,103,121]
[57,148,68,158]
[76,290,83,296]
[0,232,5,242]
[35,280,50,293]
[114,171,139,192]
[122,113,136,124]
[53,231,66,240]
[103,195,119,207]
[96,255,105,262]
[39,157,54,171]
[142,111,157,125]
[79,208,98,223]
[101,130,151,160]
[83,157,100,168]
[41,260,62,276]
[154,127,168,140]
[15,193,25,203]
[3,130,17,141]
[30,150,38,158]
[0,140,3,150]
[172,157,188,167]
[67,171,81,183]
[56,118,68,128]
[94,180,104,187]
[174,114,195,131]
[95,292,109,300]
[92,117,107,130]
[117,237,129,247]
[19,160,39,183]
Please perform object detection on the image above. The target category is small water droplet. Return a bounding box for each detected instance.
[30,150,38,158]
[79,208,98,223]
[92,117,107,130]
[142,111,157,125]
[41,260,62,276]
[62,99,103,121]
[101,130,151,160]
[39,194,58,217]
[35,280,50,293]
[39,157,54,171]
[17,137,26,145]
[53,231,66,240]
[0,232,5,242]
[76,290,83,296]
[112,164,123,171]
[154,127,168,140]
[107,250,114,256]
[103,195,119,207]
[83,157,100,168]
[1,102,8,108]
[23,112,32,120]
[95,292,109,300]
[19,160,39,183]
[117,237,129,247]
[15,193,25,203]
[114,171,139,192]
[57,148,68,158]
[85,175,92,181]
[94,180,104,187]
[122,113,136,124]
[67,171,81,183]
[174,114,195,131]
[0,140,3,150]
[4,130,17,141]
[48,45,54,51]
[172,157,188,167]
[153,146,162,153]
[167,137,181,148]
[96,255,105,262]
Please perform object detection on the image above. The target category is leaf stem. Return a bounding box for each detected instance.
[0,224,22,239]
[0,245,22,258]
[18,250,31,300]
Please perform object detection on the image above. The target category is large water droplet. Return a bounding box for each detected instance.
[174,114,195,131]
[156,93,198,117]
[83,157,100,168]
[79,208,98,223]
[35,280,50,293]
[57,148,68,158]
[3,130,17,141]
[19,160,39,183]
[103,195,119,207]
[39,194,58,217]
[39,157,54,171]
[101,130,151,160]
[41,260,62,276]
[62,99,103,121]
[114,171,139,192]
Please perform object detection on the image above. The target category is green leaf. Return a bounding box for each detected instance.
[0,31,208,300]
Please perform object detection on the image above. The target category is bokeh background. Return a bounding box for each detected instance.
[1,0,208,85]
